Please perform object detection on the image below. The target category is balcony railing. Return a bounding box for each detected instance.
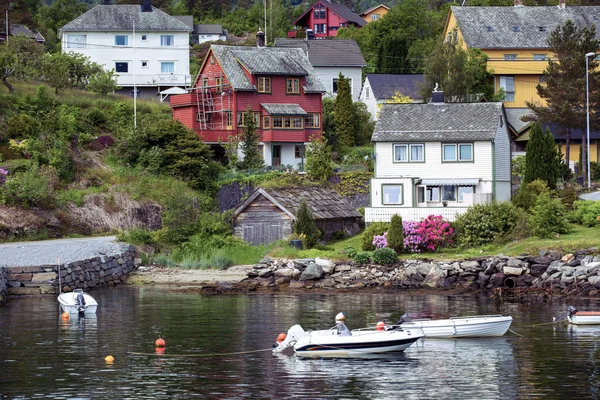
[365,207,471,223]
[117,74,193,87]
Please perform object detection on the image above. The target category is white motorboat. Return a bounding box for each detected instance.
[565,306,600,325]
[273,313,424,357]
[397,314,513,338]
[57,289,98,316]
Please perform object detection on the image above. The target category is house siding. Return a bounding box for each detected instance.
[494,112,512,201]
[233,194,293,245]
[315,66,363,101]
[359,77,378,119]
[375,141,494,181]
[61,30,191,88]
[296,2,350,38]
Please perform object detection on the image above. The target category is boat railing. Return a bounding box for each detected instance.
[448,315,506,320]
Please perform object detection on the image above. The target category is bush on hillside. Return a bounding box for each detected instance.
[362,222,390,251]
[513,179,551,211]
[530,192,570,238]
[454,202,520,247]
[372,247,397,265]
[1,164,52,208]
[568,200,600,227]
[354,252,371,265]
[387,214,404,253]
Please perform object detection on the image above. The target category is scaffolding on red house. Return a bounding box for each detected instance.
[194,72,232,131]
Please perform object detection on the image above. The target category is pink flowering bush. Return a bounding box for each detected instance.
[372,232,388,249]
[0,168,7,186]
[401,215,454,253]
[403,221,425,253]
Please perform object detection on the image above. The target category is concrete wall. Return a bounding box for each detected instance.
[5,245,139,296]
[0,267,6,306]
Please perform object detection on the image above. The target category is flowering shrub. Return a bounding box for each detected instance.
[0,168,7,186]
[416,215,454,251]
[403,221,425,253]
[372,232,388,249]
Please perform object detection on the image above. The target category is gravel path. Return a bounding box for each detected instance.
[0,236,129,267]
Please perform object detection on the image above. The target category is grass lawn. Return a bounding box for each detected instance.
[276,224,600,262]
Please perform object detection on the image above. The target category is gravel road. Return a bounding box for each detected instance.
[0,236,129,267]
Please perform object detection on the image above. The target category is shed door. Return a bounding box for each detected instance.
[242,222,283,245]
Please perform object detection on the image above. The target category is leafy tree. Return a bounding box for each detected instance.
[305,134,334,182]
[64,52,102,89]
[0,35,44,93]
[387,214,404,253]
[353,101,375,146]
[530,192,570,238]
[238,106,263,170]
[334,73,355,147]
[34,0,88,51]
[377,90,412,119]
[526,20,600,181]
[322,97,337,148]
[87,69,120,95]
[421,32,498,102]
[40,52,71,94]
[293,198,319,249]
[524,122,560,190]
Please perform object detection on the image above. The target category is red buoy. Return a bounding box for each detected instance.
[376,321,386,331]
[276,333,287,343]
[155,337,166,348]
[61,312,70,320]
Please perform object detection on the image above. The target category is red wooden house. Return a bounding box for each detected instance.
[170,37,326,168]
[289,0,366,39]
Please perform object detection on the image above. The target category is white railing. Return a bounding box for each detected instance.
[117,74,193,87]
[365,207,471,223]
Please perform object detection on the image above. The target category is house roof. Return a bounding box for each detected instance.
[294,1,366,27]
[372,102,504,142]
[359,4,390,16]
[194,24,225,35]
[273,38,366,67]
[234,187,362,221]
[209,45,326,93]
[261,104,308,115]
[10,24,45,42]
[366,74,424,100]
[451,6,600,49]
[172,15,193,28]
[505,108,533,136]
[59,5,192,32]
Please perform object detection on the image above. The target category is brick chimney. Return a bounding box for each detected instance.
[256,30,265,47]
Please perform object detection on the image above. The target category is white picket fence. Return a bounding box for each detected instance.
[365,207,470,223]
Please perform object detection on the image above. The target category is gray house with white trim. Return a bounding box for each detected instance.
[365,95,511,223]
[274,38,366,101]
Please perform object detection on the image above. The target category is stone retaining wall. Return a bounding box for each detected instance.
[241,249,600,296]
[0,267,7,305]
[5,245,140,296]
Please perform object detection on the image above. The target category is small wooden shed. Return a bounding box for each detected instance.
[233,187,362,245]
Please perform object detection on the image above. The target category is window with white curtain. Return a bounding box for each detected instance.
[393,144,424,162]
[499,76,515,101]
[382,185,403,205]
[66,35,86,48]
[160,35,174,46]
[161,62,175,73]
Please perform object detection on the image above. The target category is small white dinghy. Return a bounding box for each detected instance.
[397,314,513,338]
[57,289,98,316]
[273,313,424,357]
[565,306,600,325]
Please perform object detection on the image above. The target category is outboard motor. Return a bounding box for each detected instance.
[273,325,307,353]
[568,306,578,317]
[397,313,413,324]
[75,292,86,315]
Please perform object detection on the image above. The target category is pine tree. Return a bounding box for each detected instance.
[334,73,355,147]
[293,199,319,249]
[239,106,264,170]
[305,134,334,182]
[524,122,560,190]
[387,214,404,253]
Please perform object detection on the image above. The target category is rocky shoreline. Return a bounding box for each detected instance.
[191,248,600,297]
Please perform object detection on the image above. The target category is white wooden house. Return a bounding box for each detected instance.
[365,94,512,223]
[59,0,192,100]
[359,74,424,121]
[274,38,366,101]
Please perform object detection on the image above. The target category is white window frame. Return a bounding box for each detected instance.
[458,186,474,202]
[160,35,175,46]
[499,76,515,102]
[393,143,424,162]
[533,54,546,61]
[503,54,517,61]
[160,61,175,73]
[115,35,128,46]
[66,34,86,49]
[332,78,353,95]
[382,184,403,205]
[427,186,440,202]
[371,14,380,20]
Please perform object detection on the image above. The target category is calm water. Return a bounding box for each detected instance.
[1,286,600,399]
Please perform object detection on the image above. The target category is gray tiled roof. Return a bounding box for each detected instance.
[366,74,424,100]
[452,6,600,49]
[505,108,533,134]
[372,102,504,142]
[266,186,363,220]
[274,38,366,67]
[194,24,224,35]
[210,45,326,92]
[60,5,192,32]
[261,104,308,115]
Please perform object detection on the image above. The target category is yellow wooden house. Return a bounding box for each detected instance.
[359,4,389,23]
[443,4,600,164]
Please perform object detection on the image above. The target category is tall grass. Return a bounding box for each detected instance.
[55,185,109,207]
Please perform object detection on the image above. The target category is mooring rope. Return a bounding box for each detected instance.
[508,328,525,337]
[128,348,274,358]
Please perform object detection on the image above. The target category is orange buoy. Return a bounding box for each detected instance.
[276,333,287,343]
[155,337,166,348]
[155,347,166,355]
[61,312,70,320]
[376,321,386,331]
[105,355,114,364]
